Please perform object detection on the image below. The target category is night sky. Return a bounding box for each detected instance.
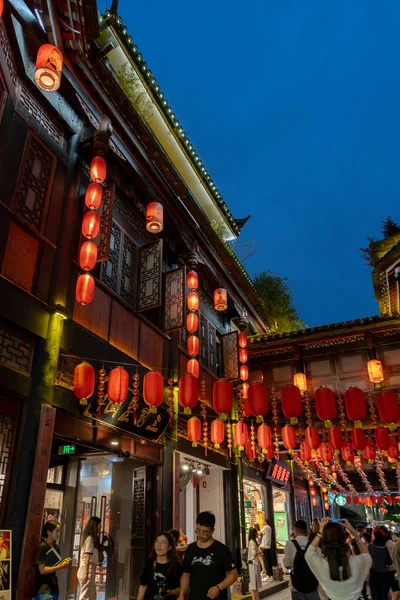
[99,0,400,327]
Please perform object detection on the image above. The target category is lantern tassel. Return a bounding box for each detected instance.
[80,397,88,406]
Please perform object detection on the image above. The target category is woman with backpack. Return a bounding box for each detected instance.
[247,527,262,600]
[368,528,392,600]
[305,517,372,600]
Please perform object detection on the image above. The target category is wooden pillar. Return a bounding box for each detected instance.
[162,438,175,530]
[265,479,278,566]
[237,455,247,548]
[223,463,241,568]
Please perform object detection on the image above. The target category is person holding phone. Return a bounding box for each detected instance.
[33,520,72,600]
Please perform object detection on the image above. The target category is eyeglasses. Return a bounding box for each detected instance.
[195,529,212,538]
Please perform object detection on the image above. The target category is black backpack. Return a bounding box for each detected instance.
[290,540,319,593]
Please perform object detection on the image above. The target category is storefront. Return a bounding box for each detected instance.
[243,479,266,532]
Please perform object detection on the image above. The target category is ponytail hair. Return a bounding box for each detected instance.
[322,522,351,581]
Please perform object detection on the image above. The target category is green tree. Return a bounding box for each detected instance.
[252,271,305,334]
[381,216,400,238]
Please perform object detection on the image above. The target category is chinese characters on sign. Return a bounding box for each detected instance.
[266,460,290,484]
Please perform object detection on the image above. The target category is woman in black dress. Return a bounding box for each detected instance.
[138,531,182,600]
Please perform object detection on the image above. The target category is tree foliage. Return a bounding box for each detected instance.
[381,216,400,238]
[116,64,154,121]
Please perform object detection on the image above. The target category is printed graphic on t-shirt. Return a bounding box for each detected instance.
[191,554,214,566]
[153,570,167,600]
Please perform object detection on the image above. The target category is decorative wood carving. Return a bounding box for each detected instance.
[164,267,185,331]
[138,240,163,311]
[17,83,65,148]
[97,183,115,262]
[100,221,120,293]
[222,331,239,380]
[120,234,137,307]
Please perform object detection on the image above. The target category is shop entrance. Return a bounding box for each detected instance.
[243,479,267,532]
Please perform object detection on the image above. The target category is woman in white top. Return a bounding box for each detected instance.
[248,527,262,600]
[305,517,372,600]
[77,516,102,600]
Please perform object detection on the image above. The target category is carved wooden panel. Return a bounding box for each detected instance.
[2,222,39,292]
[0,21,17,90]
[208,323,217,374]
[222,331,239,380]
[12,131,56,233]
[132,468,146,539]
[100,221,121,292]
[0,415,14,515]
[0,321,34,375]
[138,240,163,311]
[97,183,115,262]
[164,267,185,331]
[114,192,153,242]
[17,83,64,148]
[120,233,137,307]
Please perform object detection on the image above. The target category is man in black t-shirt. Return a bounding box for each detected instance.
[178,511,238,600]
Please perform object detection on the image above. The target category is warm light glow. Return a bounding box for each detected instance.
[214,288,228,311]
[240,365,249,381]
[0,1,4,18]
[187,271,198,290]
[79,241,98,271]
[238,332,247,348]
[239,348,248,363]
[85,182,103,210]
[310,487,317,496]
[324,502,329,511]
[312,497,317,507]
[186,312,198,333]
[82,211,100,240]
[146,202,163,233]
[34,44,63,92]
[76,273,95,306]
[293,372,307,393]
[367,359,384,383]
[107,366,129,404]
[187,335,199,357]
[187,358,199,379]
[90,156,107,183]
[187,291,199,311]
[242,382,249,399]
[321,486,328,494]
[308,478,314,487]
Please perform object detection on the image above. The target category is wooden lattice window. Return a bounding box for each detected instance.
[388,269,399,313]
[0,414,14,517]
[100,220,137,308]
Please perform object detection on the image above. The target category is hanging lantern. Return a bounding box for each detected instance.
[73,362,95,405]
[364,440,376,463]
[387,496,393,505]
[187,358,200,379]
[309,478,315,487]
[90,156,107,183]
[328,426,343,453]
[281,384,302,425]
[370,496,377,506]
[213,379,233,419]
[312,497,318,507]
[234,421,248,449]
[245,439,255,460]
[341,441,354,464]
[0,1,3,18]
[214,288,228,311]
[238,332,247,348]
[263,443,275,460]
[331,471,338,481]
[324,502,330,511]
[188,417,202,447]
[243,401,252,418]
[293,372,307,393]
[344,386,367,427]
[242,382,249,400]
[79,241,98,271]
[321,486,328,494]
[248,383,268,422]
[188,335,200,357]
[376,390,400,424]
[305,426,320,450]
[310,487,317,496]
[187,292,199,311]
[378,496,385,505]
[257,423,272,453]
[187,271,198,290]
[85,182,103,210]
[354,497,360,505]
[186,313,198,332]
[351,428,367,452]
[323,493,328,502]
[300,441,312,463]
[282,424,297,452]
[146,202,163,233]
[143,371,164,413]
[34,44,63,92]
[107,366,129,404]
[347,496,352,504]
[76,273,95,306]
[240,365,249,381]
[388,438,399,460]
[239,348,248,363]
[318,442,333,464]
[211,419,225,448]
[178,374,198,414]
[315,386,337,427]
[375,426,390,451]
[367,359,384,384]
[82,211,100,240]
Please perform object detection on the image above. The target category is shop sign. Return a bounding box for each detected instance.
[328,491,336,505]
[274,512,289,546]
[335,495,346,506]
[244,501,252,508]
[266,460,290,485]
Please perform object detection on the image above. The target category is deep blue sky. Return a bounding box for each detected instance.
[99,0,400,326]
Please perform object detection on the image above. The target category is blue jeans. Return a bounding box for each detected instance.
[292,591,320,600]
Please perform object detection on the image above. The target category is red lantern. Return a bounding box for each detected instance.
[188,335,199,357]
[324,502,330,511]
[243,401,252,418]
[187,359,199,379]
[263,443,275,460]
[354,497,360,505]
[245,440,255,460]
[315,386,337,427]
[188,417,201,446]
[242,382,249,400]
[312,497,318,507]
[146,202,163,233]
[331,472,338,481]
[310,487,317,496]
[240,365,249,381]
[34,44,63,92]
[143,371,164,412]
[0,1,3,18]
[378,496,385,505]
[282,424,297,452]
[329,426,343,452]
[213,379,233,418]
[234,421,248,449]
[258,424,272,453]
[214,288,227,311]
[239,348,248,363]
[318,442,333,463]
[388,438,399,460]
[238,332,247,347]
[364,440,376,462]
[293,372,307,393]
[281,384,302,425]
[341,442,354,463]
[376,390,400,424]
[76,273,95,306]
[387,496,393,505]
[187,271,198,290]
[186,313,198,332]
[370,496,377,506]
[90,156,106,183]
[309,478,314,487]
[187,292,199,311]
[344,386,367,426]
[73,362,95,405]
[347,496,352,504]
[323,494,328,502]
[321,486,328,494]
[248,383,268,422]
[300,441,312,462]
[178,374,198,414]
[351,428,367,452]
[107,366,129,404]
[211,419,225,448]
[394,496,400,504]
[305,426,320,450]
[375,426,390,451]
[85,182,103,210]
[79,241,98,271]
[82,210,100,240]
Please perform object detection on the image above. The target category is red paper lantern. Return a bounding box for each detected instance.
[375,426,390,451]
[243,401,252,418]
[394,495,400,504]
[305,426,320,450]
[344,386,367,426]
[312,497,318,507]
[331,472,338,481]
[245,440,255,460]
[248,383,268,421]
[281,384,302,425]
[107,366,129,404]
[238,332,247,348]
[0,1,3,18]
[146,202,163,233]
[354,497,360,505]
[370,496,377,506]
[85,182,103,210]
[213,379,233,418]
[82,210,100,240]
[79,241,98,271]
[263,443,275,460]
[240,365,249,381]
[282,424,297,451]
[242,382,249,400]
[315,386,337,427]
[76,273,95,305]
[300,441,312,462]
[351,428,367,452]
[188,335,199,357]
[187,359,199,379]
[318,442,333,463]
[239,348,248,363]
[387,496,393,505]
[143,371,164,412]
[388,438,399,460]
[187,271,198,290]
[234,421,248,449]
[328,426,343,452]
[309,478,314,487]
[188,417,201,446]
[321,486,328,494]
[376,390,400,424]
[347,496,352,504]
[258,424,272,453]
[178,374,198,414]
[187,292,199,311]
[214,288,227,311]
[324,502,330,511]
[211,419,225,448]
[186,313,198,332]
[90,156,106,183]
[341,441,354,463]
[323,494,328,502]
[34,44,63,92]
[378,496,385,505]
[73,362,95,405]
[310,487,317,496]
[364,440,376,462]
